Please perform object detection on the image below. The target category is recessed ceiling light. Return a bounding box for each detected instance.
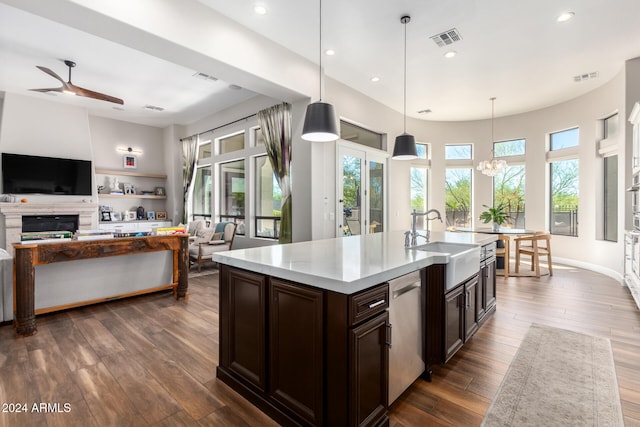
[325,49,335,56]
[557,11,575,23]
[444,51,457,58]
[254,4,268,15]
[370,76,380,83]
[143,105,164,112]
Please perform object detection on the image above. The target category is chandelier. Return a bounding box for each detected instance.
[477,97,507,176]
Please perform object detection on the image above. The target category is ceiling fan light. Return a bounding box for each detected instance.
[302,101,339,142]
[392,133,418,160]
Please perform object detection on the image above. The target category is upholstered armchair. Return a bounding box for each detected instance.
[188,222,237,272]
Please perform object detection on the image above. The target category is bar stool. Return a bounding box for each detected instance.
[495,234,510,278]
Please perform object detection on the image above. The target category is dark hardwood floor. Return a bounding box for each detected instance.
[1,264,639,426]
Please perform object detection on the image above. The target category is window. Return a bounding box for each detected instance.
[445,168,472,227]
[197,138,212,159]
[416,143,428,159]
[550,159,579,236]
[602,113,618,242]
[216,132,245,155]
[255,156,281,239]
[493,165,525,228]
[220,159,245,234]
[191,166,212,220]
[411,167,427,228]
[445,144,472,160]
[340,120,384,150]
[550,127,579,150]
[494,139,525,157]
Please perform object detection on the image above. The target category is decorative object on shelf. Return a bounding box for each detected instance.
[100,211,112,221]
[124,183,135,195]
[141,190,155,196]
[97,185,105,194]
[479,203,510,231]
[156,211,167,220]
[477,97,508,176]
[392,16,418,160]
[136,206,145,220]
[155,186,165,196]
[147,211,156,220]
[123,154,137,169]
[125,210,136,221]
[112,212,122,221]
[301,0,339,142]
[99,205,112,212]
[110,177,122,194]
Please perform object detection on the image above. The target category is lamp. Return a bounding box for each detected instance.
[477,97,507,176]
[392,16,418,160]
[302,0,339,142]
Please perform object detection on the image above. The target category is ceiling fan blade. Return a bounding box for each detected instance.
[29,87,64,93]
[69,83,124,105]
[35,66,65,83]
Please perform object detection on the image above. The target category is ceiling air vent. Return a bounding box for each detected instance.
[573,72,599,82]
[193,72,218,82]
[430,28,462,47]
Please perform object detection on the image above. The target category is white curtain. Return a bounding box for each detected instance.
[181,135,198,224]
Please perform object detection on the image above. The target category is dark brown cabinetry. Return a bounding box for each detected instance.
[478,242,497,323]
[218,265,389,426]
[444,283,464,361]
[463,275,479,341]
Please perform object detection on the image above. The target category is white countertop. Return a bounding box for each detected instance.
[213,231,497,295]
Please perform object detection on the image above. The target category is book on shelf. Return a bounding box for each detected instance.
[75,230,115,241]
[18,238,72,244]
[20,231,73,241]
[154,226,186,235]
[113,231,151,238]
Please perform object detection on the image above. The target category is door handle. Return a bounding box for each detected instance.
[385,322,392,348]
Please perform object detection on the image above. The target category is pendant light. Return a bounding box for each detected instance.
[477,97,507,176]
[392,15,418,160]
[302,0,339,142]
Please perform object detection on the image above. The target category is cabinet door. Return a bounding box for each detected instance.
[269,279,323,426]
[485,258,497,312]
[349,310,389,427]
[464,276,479,341]
[444,285,464,362]
[220,267,267,392]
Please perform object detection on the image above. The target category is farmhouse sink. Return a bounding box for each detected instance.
[413,242,481,291]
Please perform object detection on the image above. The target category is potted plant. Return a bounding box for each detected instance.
[479,204,509,232]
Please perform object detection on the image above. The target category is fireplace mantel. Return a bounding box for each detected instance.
[0,202,98,256]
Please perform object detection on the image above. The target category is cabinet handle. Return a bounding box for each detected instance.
[466,291,470,309]
[386,322,392,348]
[368,299,385,309]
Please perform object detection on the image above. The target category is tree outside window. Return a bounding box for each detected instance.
[445,168,472,227]
[550,159,579,236]
[493,165,525,228]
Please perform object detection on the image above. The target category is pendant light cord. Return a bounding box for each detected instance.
[490,96,496,158]
[318,0,323,101]
[402,17,408,133]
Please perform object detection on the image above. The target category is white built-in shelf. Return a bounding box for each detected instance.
[95,169,167,179]
[98,194,167,200]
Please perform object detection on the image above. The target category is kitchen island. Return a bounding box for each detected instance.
[213,231,497,426]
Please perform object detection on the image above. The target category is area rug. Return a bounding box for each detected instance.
[481,323,624,427]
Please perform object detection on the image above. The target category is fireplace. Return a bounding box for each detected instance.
[22,215,79,233]
[0,202,98,256]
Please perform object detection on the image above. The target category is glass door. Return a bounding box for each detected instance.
[337,145,386,236]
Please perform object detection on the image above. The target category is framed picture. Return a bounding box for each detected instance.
[112,212,122,222]
[124,183,135,195]
[100,211,112,221]
[147,211,156,220]
[155,186,166,196]
[125,211,136,221]
[123,154,137,169]
[156,211,167,220]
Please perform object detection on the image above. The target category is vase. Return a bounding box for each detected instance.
[492,222,500,232]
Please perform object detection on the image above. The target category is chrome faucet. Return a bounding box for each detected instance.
[407,209,443,247]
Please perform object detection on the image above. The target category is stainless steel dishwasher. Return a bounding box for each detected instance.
[388,270,425,404]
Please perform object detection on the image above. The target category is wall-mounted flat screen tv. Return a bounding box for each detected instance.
[2,153,92,195]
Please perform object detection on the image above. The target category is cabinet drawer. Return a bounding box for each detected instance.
[349,284,389,326]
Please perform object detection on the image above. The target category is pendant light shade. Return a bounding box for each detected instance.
[302,101,339,142]
[477,97,508,176]
[393,133,418,159]
[392,15,418,160]
[301,0,340,142]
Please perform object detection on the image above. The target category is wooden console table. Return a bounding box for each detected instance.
[13,234,189,336]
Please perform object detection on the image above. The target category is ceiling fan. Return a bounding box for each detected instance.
[30,59,124,105]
